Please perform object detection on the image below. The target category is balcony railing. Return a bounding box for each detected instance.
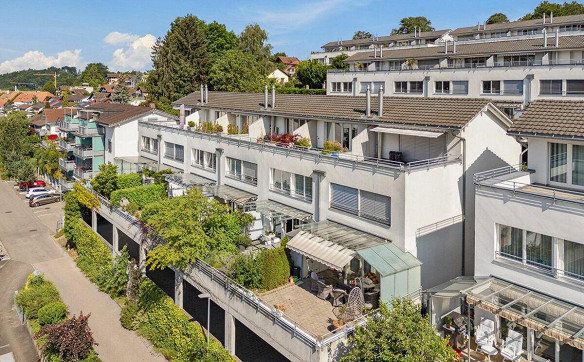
[495,251,584,286]
[59,139,75,152]
[74,146,104,159]
[77,125,102,136]
[58,121,79,132]
[140,121,461,175]
[59,158,75,171]
[74,168,94,180]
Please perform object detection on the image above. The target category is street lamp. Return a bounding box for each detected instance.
[198,293,211,346]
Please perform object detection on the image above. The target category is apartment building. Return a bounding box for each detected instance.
[58,104,173,187]
[137,88,519,292]
[322,14,584,116]
[427,100,584,362]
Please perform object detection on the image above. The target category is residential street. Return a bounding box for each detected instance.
[0,181,165,362]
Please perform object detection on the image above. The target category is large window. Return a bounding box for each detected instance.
[330,183,391,224]
[141,136,158,154]
[573,145,584,186]
[566,80,584,95]
[271,169,312,201]
[498,225,552,269]
[394,81,407,93]
[564,240,584,280]
[409,81,423,94]
[548,142,584,186]
[164,142,184,162]
[226,157,257,185]
[503,80,523,95]
[191,149,216,171]
[482,80,501,94]
[452,81,469,95]
[435,81,450,94]
[540,80,563,95]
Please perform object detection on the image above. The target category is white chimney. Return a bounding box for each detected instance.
[271,84,276,109]
[374,47,378,58]
[543,13,546,24]
[551,12,554,23]
[453,41,457,53]
[366,86,371,117]
[380,45,383,57]
[264,85,269,109]
[555,30,559,47]
[179,104,185,128]
[444,41,448,54]
[543,28,548,47]
[200,84,204,104]
[204,84,208,104]
[378,85,384,117]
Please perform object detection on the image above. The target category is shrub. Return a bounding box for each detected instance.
[137,280,232,361]
[234,234,252,248]
[120,301,140,330]
[100,247,129,297]
[187,120,196,128]
[143,168,172,185]
[35,313,96,361]
[38,301,68,326]
[116,173,142,190]
[257,247,290,291]
[227,123,238,135]
[295,137,311,148]
[90,163,118,198]
[322,140,344,154]
[197,122,223,133]
[16,275,61,319]
[230,254,262,289]
[110,183,166,210]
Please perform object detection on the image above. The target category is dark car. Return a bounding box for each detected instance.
[18,180,47,191]
[29,193,61,207]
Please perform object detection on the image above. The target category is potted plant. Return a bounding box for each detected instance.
[322,140,343,156]
[294,137,311,149]
[187,121,195,130]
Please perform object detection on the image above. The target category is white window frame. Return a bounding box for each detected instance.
[548,141,584,189]
[482,80,501,94]
[435,81,451,94]
[329,183,391,225]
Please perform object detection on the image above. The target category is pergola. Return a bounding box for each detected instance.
[114,156,157,174]
[250,199,313,223]
[165,173,216,196]
[464,278,584,351]
[212,185,257,207]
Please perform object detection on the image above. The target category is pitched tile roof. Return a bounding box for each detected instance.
[451,14,584,36]
[322,29,450,49]
[277,56,300,65]
[29,108,65,126]
[174,91,493,129]
[83,103,154,126]
[508,100,584,139]
[12,91,55,103]
[346,34,584,62]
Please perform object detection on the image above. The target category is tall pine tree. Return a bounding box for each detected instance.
[147,15,210,103]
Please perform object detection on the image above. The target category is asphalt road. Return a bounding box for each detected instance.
[0,182,164,362]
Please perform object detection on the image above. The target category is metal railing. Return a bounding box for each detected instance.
[73,168,94,180]
[58,121,79,132]
[496,251,584,285]
[140,121,461,174]
[74,146,104,158]
[473,164,525,183]
[59,158,75,171]
[59,139,75,152]
[77,125,102,136]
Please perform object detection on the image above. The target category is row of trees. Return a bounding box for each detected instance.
[351,1,584,39]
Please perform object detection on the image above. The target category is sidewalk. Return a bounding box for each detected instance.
[0,182,165,362]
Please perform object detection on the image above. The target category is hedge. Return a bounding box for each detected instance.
[16,274,61,319]
[38,301,68,326]
[110,183,166,211]
[116,173,142,190]
[229,246,290,291]
[136,279,233,361]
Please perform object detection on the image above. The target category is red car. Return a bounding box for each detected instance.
[18,180,47,191]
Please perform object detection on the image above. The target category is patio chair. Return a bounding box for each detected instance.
[476,318,498,358]
[317,283,333,300]
[331,288,347,307]
[500,330,523,361]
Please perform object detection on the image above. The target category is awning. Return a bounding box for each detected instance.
[165,173,216,188]
[287,230,356,271]
[465,278,584,351]
[251,199,313,221]
[213,185,257,206]
[370,126,444,138]
[357,243,421,277]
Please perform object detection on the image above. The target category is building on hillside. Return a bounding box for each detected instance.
[426,100,584,362]
[11,91,55,106]
[30,108,65,136]
[321,14,584,117]
[57,104,174,189]
[276,56,301,76]
[268,69,289,84]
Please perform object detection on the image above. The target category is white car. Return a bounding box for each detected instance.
[25,187,55,199]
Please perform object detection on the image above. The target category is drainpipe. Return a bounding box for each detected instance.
[157,134,162,171]
[311,171,325,222]
[451,131,467,276]
[365,86,371,117]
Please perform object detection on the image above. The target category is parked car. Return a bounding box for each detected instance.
[29,193,61,207]
[18,180,46,191]
[25,187,55,199]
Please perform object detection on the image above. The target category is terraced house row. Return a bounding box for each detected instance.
[319,14,584,117]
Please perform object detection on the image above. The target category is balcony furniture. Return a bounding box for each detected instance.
[347,287,364,319]
[500,330,523,361]
[476,318,498,360]
[332,289,348,307]
[317,283,333,300]
[364,290,380,309]
[388,151,404,162]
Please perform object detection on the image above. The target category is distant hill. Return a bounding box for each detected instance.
[0,66,80,90]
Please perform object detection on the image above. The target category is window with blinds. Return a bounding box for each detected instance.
[503,80,523,95]
[330,184,391,224]
[452,81,469,95]
[242,161,258,185]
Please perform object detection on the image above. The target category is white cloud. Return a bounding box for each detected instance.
[104,32,156,71]
[0,50,83,75]
[256,0,349,32]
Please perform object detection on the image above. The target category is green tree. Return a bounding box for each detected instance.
[111,84,131,103]
[35,141,63,179]
[392,16,434,34]
[330,54,349,70]
[238,24,273,74]
[90,163,118,198]
[0,112,38,179]
[147,15,210,103]
[42,81,57,95]
[487,12,510,24]
[80,63,109,90]
[342,299,457,362]
[295,60,328,89]
[206,21,239,61]
[353,30,373,40]
[141,188,253,270]
[209,49,265,92]
[522,1,584,19]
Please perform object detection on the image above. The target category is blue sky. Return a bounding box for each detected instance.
[0,0,545,74]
